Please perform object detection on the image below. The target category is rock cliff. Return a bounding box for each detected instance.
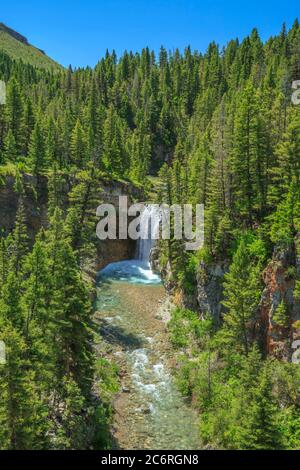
[254,245,300,360]
[0,173,138,272]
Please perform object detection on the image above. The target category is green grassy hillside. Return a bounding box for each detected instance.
[0,22,62,71]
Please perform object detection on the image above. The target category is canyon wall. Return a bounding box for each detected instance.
[157,243,300,361]
[0,174,138,272]
[253,245,300,360]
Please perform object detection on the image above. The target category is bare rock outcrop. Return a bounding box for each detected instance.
[254,245,300,360]
[196,261,228,325]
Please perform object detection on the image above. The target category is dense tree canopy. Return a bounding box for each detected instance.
[1,20,300,449]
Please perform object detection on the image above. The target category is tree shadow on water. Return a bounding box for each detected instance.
[94,317,144,350]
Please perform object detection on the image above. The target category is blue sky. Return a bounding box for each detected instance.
[1,0,299,67]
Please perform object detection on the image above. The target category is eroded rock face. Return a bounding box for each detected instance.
[196,261,228,325]
[255,246,300,360]
[0,175,48,243]
[160,261,177,293]
[0,174,138,272]
[149,246,161,274]
[151,234,300,361]
[94,181,139,270]
[96,239,135,271]
[152,251,228,320]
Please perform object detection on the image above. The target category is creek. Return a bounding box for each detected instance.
[95,206,200,450]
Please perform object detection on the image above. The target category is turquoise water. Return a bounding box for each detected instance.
[99,260,162,285]
[96,260,200,450]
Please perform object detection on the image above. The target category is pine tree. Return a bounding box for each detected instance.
[22,237,52,341]
[0,298,49,449]
[70,119,86,168]
[85,78,99,153]
[0,236,10,295]
[239,361,282,449]
[45,116,58,167]
[270,177,300,246]
[9,200,28,280]
[273,109,300,200]
[65,166,99,266]
[273,299,289,327]
[231,83,266,222]
[1,271,24,330]
[129,123,151,183]
[28,121,46,175]
[53,377,86,449]
[222,239,261,354]
[102,106,128,175]
[23,98,35,156]
[2,129,17,163]
[47,165,66,217]
[44,215,94,396]
[6,78,24,155]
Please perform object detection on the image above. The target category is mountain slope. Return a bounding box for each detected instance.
[0,22,62,71]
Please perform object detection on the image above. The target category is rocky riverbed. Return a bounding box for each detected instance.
[94,260,200,450]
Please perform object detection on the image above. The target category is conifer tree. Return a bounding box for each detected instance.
[273,300,289,327]
[45,117,58,167]
[222,239,261,354]
[2,129,17,163]
[231,83,264,221]
[28,121,46,175]
[65,167,99,265]
[6,78,24,155]
[9,200,28,280]
[239,361,282,449]
[0,299,49,449]
[0,236,10,295]
[70,119,86,168]
[23,98,35,156]
[274,109,300,199]
[44,215,94,395]
[22,237,52,341]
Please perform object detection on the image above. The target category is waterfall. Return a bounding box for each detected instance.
[136,205,161,263]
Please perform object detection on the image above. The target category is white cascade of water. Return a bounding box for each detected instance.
[136,205,161,263]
